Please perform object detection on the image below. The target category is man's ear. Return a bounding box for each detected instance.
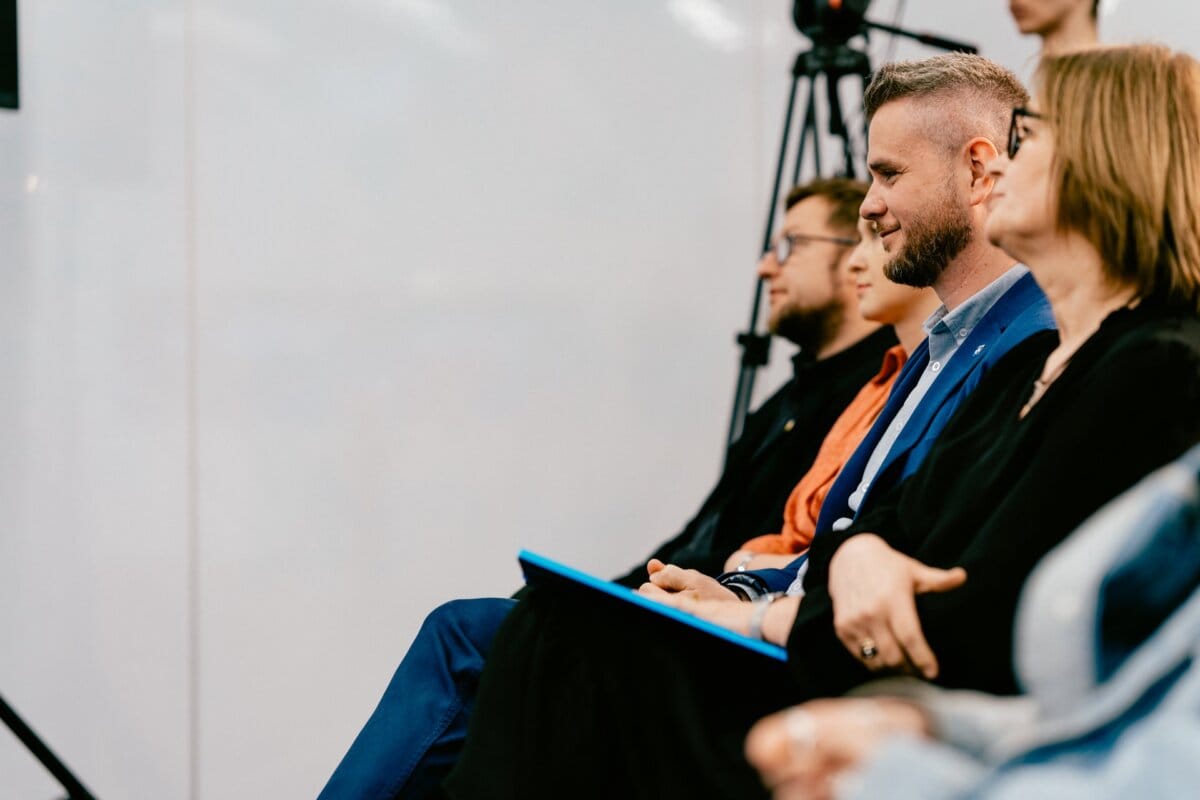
[964,137,1000,207]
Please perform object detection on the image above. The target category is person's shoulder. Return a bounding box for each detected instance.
[991,275,1055,341]
[1109,308,1200,352]
[1092,308,1200,379]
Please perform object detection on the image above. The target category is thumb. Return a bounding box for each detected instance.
[650,565,691,591]
[912,564,967,595]
[646,558,666,577]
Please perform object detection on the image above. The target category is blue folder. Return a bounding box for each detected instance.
[518,549,788,662]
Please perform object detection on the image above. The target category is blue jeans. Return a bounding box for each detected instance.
[318,597,516,800]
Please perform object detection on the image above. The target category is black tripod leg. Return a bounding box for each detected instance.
[725,69,808,454]
[825,71,856,178]
[0,693,98,800]
[791,79,819,186]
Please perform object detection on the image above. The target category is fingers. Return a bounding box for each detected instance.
[911,564,967,594]
[745,710,823,797]
[888,595,939,679]
[646,558,666,576]
[834,606,938,677]
[835,623,906,673]
[648,564,697,592]
[636,582,671,599]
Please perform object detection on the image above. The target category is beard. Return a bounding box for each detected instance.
[883,187,974,288]
[770,299,845,354]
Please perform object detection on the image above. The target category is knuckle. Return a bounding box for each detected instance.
[833,611,858,631]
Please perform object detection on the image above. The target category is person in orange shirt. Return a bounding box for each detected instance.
[721,215,940,573]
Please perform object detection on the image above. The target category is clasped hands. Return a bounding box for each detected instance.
[637,533,966,676]
[635,559,767,637]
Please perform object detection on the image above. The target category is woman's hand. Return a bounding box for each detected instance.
[827,534,966,678]
[637,558,741,602]
[745,697,931,800]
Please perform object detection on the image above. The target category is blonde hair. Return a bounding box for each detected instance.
[864,53,1029,154]
[1039,44,1200,312]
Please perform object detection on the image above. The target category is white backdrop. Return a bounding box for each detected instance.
[0,1,1190,797]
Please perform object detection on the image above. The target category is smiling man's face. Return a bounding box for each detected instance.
[860,97,973,289]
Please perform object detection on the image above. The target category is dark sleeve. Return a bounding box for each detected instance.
[786,331,1200,698]
[801,333,1057,594]
[801,483,907,594]
[611,382,802,588]
[915,334,1200,693]
[779,482,912,699]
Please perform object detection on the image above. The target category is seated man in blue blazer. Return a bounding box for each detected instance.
[720,268,1054,599]
[713,57,1057,602]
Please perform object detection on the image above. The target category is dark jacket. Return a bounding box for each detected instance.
[731,271,1056,596]
[612,326,896,587]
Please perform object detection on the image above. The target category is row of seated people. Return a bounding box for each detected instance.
[320,43,1200,800]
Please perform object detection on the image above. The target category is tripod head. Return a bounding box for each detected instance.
[793,0,872,49]
[793,0,979,56]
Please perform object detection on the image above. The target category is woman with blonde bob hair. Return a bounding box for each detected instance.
[746,42,1200,800]
[1036,44,1200,313]
[442,46,1200,800]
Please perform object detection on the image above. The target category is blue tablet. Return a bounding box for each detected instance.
[518,549,788,663]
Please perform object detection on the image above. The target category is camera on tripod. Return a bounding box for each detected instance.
[793,0,873,49]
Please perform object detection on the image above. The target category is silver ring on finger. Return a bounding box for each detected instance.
[859,638,879,660]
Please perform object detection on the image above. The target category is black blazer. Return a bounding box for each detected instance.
[612,327,896,587]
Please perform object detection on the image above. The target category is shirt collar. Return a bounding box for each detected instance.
[790,326,898,381]
[923,264,1030,341]
[871,344,908,385]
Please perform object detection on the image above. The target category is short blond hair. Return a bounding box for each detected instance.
[865,53,1029,154]
[1039,44,1200,312]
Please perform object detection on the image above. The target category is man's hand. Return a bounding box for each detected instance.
[636,559,740,602]
[639,584,802,645]
[827,534,966,679]
[745,697,930,800]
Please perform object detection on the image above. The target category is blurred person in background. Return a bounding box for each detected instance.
[722,215,941,575]
[1009,0,1099,54]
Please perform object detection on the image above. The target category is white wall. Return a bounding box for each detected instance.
[0,1,1188,797]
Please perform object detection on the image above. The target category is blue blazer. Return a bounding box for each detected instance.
[731,271,1056,594]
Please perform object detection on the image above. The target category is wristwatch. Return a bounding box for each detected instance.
[748,591,787,641]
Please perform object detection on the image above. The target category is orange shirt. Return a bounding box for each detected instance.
[740,344,908,555]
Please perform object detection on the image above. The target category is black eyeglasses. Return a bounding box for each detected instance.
[773,232,857,264]
[1007,107,1046,159]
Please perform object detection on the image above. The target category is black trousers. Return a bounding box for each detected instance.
[442,587,799,800]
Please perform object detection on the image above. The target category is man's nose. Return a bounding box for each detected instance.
[860,189,885,220]
[986,154,1008,179]
[756,253,778,279]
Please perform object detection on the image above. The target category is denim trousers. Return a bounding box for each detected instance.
[318,597,517,799]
